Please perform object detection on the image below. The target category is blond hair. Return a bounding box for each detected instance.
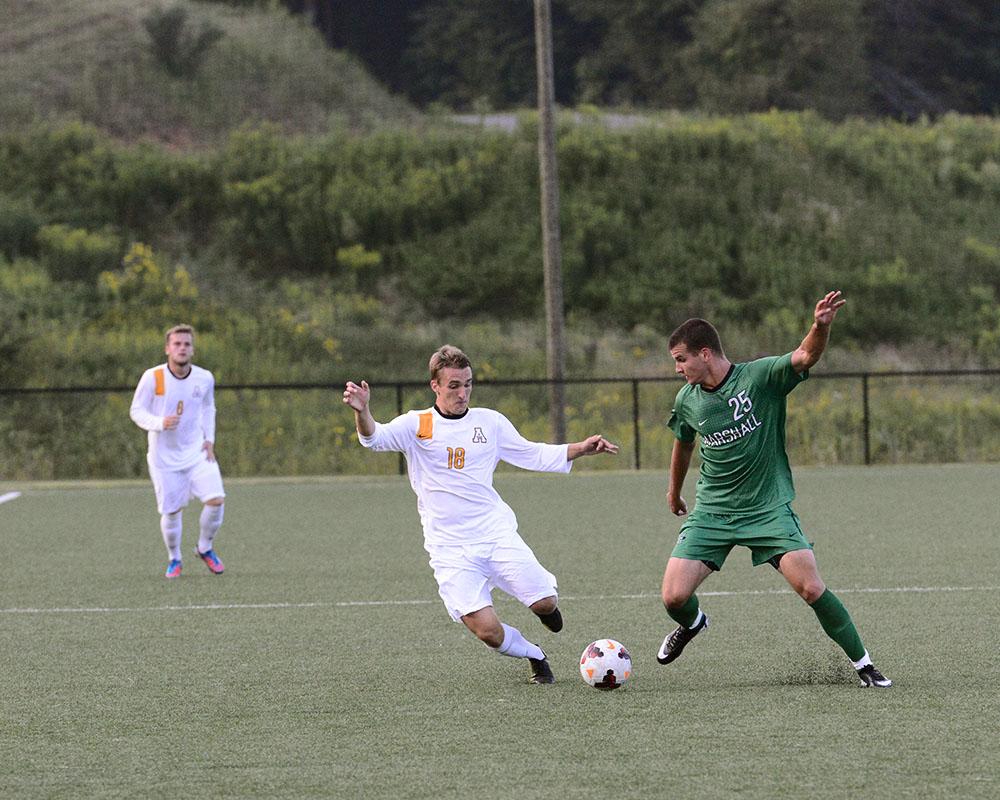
[165,324,195,345]
[429,344,471,381]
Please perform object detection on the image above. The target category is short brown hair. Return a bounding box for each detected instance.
[165,324,195,345]
[429,344,471,381]
[669,318,723,355]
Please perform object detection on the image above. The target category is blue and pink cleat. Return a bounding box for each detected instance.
[195,548,225,575]
[165,559,182,579]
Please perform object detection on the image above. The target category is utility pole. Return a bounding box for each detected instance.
[533,0,567,443]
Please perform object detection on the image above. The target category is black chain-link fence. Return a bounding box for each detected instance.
[2,370,999,480]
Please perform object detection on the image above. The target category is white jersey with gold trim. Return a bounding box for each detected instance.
[130,363,217,471]
[359,406,571,547]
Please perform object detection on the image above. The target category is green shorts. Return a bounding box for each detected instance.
[671,503,813,571]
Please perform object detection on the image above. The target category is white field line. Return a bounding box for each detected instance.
[1,585,996,616]
[0,491,22,505]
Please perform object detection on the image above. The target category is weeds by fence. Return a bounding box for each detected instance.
[2,370,999,480]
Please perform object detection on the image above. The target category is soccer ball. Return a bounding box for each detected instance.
[579,639,632,690]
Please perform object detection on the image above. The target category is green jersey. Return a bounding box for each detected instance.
[667,352,807,515]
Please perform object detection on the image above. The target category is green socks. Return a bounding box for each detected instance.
[809,588,865,661]
[667,589,865,661]
[666,594,700,628]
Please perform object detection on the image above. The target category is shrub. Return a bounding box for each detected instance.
[143,5,224,78]
[36,224,121,282]
[97,242,198,306]
[0,194,42,259]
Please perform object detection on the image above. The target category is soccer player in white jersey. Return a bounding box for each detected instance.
[343,345,619,684]
[130,325,226,579]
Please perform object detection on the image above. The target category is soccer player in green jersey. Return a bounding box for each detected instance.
[656,291,892,688]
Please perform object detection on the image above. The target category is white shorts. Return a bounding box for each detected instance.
[148,455,225,515]
[427,533,558,622]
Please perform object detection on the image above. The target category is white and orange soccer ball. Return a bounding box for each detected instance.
[579,639,632,690]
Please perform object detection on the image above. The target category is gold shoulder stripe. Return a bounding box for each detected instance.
[417,411,434,440]
[154,368,165,396]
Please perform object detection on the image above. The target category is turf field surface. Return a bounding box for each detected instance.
[2,465,998,799]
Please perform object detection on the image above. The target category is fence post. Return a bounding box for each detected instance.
[396,383,405,476]
[862,373,871,466]
[631,379,641,470]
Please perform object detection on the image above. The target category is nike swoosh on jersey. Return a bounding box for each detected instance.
[698,419,709,426]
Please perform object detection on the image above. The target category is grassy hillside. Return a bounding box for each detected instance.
[0,0,416,145]
[4,111,999,376]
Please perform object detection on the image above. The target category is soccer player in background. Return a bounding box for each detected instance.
[657,291,892,687]
[130,325,226,580]
[343,345,619,684]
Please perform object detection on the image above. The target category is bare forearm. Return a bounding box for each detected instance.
[794,292,845,372]
[668,441,694,498]
[354,407,376,437]
[566,441,585,461]
[793,322,831,372]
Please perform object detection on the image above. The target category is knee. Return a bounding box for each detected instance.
[530,596,557,616]
[661,586,691,610]
[205,497,224,507]
[464,614,504,648]
[797,579,826,604]
[477,624,504,649]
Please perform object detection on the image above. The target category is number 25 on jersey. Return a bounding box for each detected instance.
[728,390,752,421]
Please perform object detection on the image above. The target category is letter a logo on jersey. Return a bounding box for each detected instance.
[472,427,487,444]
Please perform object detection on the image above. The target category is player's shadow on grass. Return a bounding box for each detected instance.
[714,656,856,687]
[774,663,857,686]
[732,661,855,687]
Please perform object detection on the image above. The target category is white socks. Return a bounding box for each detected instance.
[160,505,224,560]
[852,650,872,670]
[494,623,545,661]
[198,504,224,553]
[160,512,183,560]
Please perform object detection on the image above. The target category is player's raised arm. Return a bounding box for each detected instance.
[343,380,376,437]
[566,434,619,461]
[791,290,846,373]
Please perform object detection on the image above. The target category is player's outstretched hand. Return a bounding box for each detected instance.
[591,435,619,455]
[814,290,846,327]
[343,380,370,412]
[571,434,619,459]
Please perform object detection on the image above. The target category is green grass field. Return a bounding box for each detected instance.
[2,465,998,799]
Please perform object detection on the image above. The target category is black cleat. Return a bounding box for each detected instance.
[537,608,563,632]
[857,664,892,688]
[528,656,555,684]
[656,614,709,665]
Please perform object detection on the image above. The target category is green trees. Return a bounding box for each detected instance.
[569,0,700,108]
[405,0,539,110]
[684,0,870,118]
[309,0,1000,118]
[867,0,1000,118]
